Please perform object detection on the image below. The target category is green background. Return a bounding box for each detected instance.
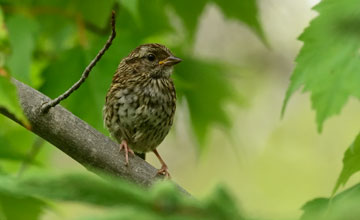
[1,0,360,219]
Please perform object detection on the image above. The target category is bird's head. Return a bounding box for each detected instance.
[123,43,182,79]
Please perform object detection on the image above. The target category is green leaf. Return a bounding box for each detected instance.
[0,122,41,174]
[116,0,174,38]
[0,145,31,163]
[0,129,41,169]
[6,14,38,85]
[282,0,360,132]
[0,174,47,220]
[175,57,240,148]
[167,0,207,37]
[118,0,140,23]
[332,132,360,195]
[204,185,243,220]
[35,13,77,53]
[0,172,243,219]
[72,0,116,28]
[17,173,149,207]
[137,0,173,37]
[0,193,46,220]
[300,198,329,220]
[0,173,151,217]
[301,183,360,220]
[212,0,265,43]
[0,74,27,124]
[168,0,265,43]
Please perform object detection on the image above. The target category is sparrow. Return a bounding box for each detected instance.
[103,43,181,177]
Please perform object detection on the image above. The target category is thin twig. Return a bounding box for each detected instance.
[41,10,117,113]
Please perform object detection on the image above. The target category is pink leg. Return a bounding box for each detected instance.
[153,149,170,178]
[119,140,135,166]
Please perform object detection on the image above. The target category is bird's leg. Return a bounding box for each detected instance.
[119,140,135,166]
[152,149,170,178]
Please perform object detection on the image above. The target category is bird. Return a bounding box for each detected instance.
[103,43,182,178]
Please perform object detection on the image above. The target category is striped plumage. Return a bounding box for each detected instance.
[103,44,181,177]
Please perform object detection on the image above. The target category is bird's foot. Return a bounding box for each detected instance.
[119,140,135,166]
[157,164,171,179]
[152,149,171,179]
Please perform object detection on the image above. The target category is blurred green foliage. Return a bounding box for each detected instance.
[0,172,243,220]
[0,74,27,123]
[1,0,360,219]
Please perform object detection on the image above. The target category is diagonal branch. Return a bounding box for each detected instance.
[41,11,117,113]
[2,79,189,195]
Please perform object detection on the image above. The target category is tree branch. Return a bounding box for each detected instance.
[41,10,117,113]
[2,79,189,195]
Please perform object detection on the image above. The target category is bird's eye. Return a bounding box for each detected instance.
[147,54,156,62]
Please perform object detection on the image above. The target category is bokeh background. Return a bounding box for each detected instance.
[1,0,360,219]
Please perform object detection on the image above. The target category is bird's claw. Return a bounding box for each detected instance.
[157,165,171,179]
[119,140,135,166]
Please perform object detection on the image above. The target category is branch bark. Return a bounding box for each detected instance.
[3,79,189,195]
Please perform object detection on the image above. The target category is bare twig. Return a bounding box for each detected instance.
[2,79,190,195]
[41,10,117,113]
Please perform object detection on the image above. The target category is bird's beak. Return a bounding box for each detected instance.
[159,56,182,66]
